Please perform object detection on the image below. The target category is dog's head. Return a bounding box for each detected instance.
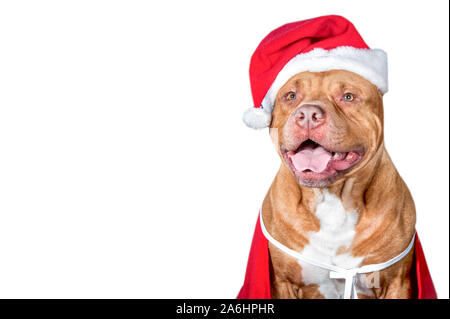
[270,70,384,187]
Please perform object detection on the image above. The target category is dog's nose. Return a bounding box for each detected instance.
[294,104,325,129]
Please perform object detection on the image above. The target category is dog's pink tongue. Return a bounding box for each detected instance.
[290,146,332,173]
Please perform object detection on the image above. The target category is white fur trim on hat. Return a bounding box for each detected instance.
[262,46,388,112]
[242,106,271,129]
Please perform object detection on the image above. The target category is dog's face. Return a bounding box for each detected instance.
[270,70,384,187]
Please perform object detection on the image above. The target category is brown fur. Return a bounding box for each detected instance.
[262,70,416,299]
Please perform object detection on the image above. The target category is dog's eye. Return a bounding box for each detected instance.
[286,92,296,101]
[343,93,354,101]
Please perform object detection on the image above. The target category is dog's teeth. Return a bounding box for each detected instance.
[333,152,340,159]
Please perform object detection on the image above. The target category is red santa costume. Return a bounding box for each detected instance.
[237,214,437,299]
[238,15,437,299]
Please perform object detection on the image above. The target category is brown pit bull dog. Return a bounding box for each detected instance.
[239,16,436,299]
[264,69,415,299]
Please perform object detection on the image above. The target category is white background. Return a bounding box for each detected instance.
[0,0,448,298]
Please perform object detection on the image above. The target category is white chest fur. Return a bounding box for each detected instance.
[298,190,364,298]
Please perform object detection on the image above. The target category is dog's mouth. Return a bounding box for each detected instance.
[282,139,364,186]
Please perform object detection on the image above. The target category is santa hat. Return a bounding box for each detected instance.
[243,15,388,129]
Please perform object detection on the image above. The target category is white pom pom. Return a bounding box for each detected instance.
[242,107,271,129]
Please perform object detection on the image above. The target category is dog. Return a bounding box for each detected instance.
[262,69,415,298]
[238,15,436,299]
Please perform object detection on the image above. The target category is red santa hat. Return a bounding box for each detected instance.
[243,15,388,129]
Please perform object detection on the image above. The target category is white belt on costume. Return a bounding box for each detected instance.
[259,212,415,299]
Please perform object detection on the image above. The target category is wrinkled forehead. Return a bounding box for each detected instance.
[278,70,380,97]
